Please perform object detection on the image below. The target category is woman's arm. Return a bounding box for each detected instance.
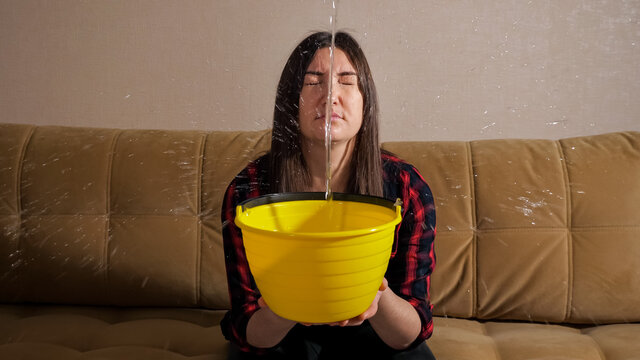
[374,159,437,349]
[246,298,297,348]
[369,286,423,350]
[328,278,423,350]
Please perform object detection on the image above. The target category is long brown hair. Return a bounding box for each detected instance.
[269,31,383,197]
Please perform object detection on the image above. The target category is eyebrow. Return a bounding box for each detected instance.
[304,71,358,76]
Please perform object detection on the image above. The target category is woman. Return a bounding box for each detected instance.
[221,31,436,359]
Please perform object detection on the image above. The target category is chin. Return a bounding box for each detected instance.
[330,134,358,144]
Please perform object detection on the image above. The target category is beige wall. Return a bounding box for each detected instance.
[1,0,638,142]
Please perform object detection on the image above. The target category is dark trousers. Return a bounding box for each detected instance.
[229,322,436,360]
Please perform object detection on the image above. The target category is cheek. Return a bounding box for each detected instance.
[298,96,317,134]
[353,96,364,131]
[348,92,364,118]
[299,91,319,113]
[299,99,315,125]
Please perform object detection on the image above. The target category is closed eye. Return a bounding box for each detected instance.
[304,71,323,86]
[338,73,357,85]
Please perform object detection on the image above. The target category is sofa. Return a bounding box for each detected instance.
[1,122,638,359]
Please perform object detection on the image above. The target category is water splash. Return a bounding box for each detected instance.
[324,0,338,201]
[514,196,547,217]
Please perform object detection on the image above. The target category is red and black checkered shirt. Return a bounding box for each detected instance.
[220,152,436,353]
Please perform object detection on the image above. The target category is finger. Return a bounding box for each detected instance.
[359,302,379,321]
[379,277,389,291]
[347,316,365,327]
[257,297,267,308]
[355,313,367,324]
[326,320,346,327]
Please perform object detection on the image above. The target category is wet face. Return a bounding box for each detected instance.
[298,47,364,145]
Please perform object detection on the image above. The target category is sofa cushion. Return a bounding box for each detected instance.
[431,317,640,360]
[0,304,228,359]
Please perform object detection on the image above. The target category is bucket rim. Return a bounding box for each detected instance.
[235,192,402,238]
[238,192,399,212]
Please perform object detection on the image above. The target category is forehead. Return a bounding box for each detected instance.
[306,47,356,73]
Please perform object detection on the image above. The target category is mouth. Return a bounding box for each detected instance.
[316,112,343,121]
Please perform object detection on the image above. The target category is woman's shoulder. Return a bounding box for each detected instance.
[381,150,432,193]
[226,153,270,193]
[233,153,270,177]
[381,150,421,177]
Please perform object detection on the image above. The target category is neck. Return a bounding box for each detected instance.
[301,138,356,193]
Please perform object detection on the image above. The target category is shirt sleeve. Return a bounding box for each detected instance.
[219,164,268,354]
[386,163,436,348]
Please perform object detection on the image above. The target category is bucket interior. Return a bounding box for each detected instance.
[236,193,401,236]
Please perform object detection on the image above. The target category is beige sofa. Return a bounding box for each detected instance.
[1,123,639,359]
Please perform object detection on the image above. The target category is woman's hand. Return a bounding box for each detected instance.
[256,296,294,324]
[247,296,297,348]
[257,296,269,309]
[301,278,389,327]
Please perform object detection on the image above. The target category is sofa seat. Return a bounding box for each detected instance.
[431,317,640,360]
[2,304,639,360]
[0,304,229,359]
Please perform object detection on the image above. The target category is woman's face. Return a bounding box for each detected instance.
[298,47,364,145]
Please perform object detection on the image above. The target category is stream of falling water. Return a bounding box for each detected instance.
[324,0,338,201]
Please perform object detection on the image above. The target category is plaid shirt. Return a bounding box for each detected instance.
[220,152,436,353]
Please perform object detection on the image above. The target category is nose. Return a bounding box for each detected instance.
[331,90,339,104]
[326,78,340,104]
[319,76,340,110]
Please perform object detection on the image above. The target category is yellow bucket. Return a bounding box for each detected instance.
[235,192,402,324]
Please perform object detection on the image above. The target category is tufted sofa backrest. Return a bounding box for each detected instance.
[1,124,639,324]
[383,132,640,324]
[0,124,271,309]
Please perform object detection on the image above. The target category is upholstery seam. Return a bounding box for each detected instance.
[438,224,640,231]
[481,323,505,360]
[566,225,640,230]
[583,330,607,360]
[466,141,478,318]
[15,125,36,290]
[472,227,570,233]
[556,139,573,322]
[195,132,207,306]
[104,130,122,303]
[16,126,35,215]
